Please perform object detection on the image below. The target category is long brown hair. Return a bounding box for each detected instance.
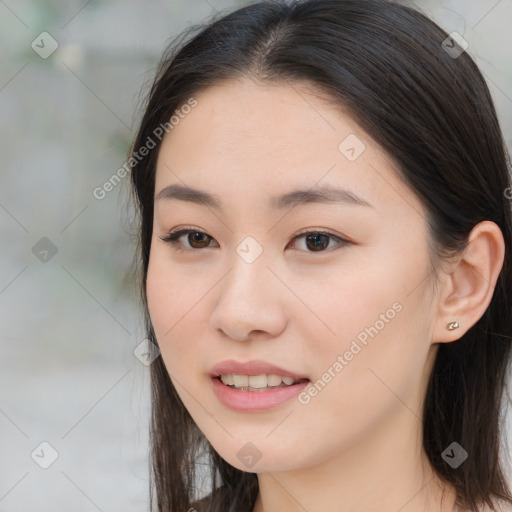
[129,1,512,511]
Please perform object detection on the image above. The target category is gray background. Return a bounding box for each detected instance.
[1,0,511,510]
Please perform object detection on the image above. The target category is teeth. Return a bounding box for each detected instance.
[232,374,249,387]
[221,374,234,386]
[267,374,282,386]
[248,375,268,389]
[219,373,299,388]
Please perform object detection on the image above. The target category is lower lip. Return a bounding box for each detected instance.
[211,376,310,412]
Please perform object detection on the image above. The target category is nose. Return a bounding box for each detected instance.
[209,248,288,342]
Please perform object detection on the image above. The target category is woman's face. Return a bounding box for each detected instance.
[146,77,440,472]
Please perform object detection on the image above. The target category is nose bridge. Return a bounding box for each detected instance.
[221,241,271,307]
[221,235,269,306]
[209,236,286,340]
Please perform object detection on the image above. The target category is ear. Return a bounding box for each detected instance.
[432,220,505,343]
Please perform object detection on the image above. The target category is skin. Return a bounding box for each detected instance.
[146,77,505,512]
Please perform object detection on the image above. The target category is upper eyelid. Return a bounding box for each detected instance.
[164,227,343,239]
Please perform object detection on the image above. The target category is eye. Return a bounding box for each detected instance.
[159,227,349,253]
[288,229,348,252]
[159,228,218,251]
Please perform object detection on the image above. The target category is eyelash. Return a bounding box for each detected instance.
[158,226,349,253]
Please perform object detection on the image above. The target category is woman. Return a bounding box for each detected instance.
[129,1,512,510]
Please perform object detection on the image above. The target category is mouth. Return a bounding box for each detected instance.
[210,373,311,412]
[209,360,310,410]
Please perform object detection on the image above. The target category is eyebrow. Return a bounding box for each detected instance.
[154,183,373,210]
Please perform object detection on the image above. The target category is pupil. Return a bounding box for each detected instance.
[190,232,209,248]
[306,234,328,251]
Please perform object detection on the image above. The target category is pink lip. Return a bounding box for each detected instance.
[209,359,310,412]
[210,376,309,412]
[209,359,308,380]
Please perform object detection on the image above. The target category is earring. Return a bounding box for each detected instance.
[447,321,459,330]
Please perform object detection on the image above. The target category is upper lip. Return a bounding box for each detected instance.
[210,359,309,381]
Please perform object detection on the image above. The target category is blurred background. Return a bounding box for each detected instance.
[0,0,510,510]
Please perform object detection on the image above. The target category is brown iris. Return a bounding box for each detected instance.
[303,233,330,252]
[187,231,211,249]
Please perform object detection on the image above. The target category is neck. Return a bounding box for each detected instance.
[251,405,458,512]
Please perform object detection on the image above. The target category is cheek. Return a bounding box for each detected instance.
[309,273,432,430]
[146,252,172,335]
[301,252,418,362]
[300,245,433,402]
[146,244,196,329]
[146,245,216,398]
[146,248,193,367]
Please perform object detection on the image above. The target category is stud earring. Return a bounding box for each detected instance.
[447,321,459,330]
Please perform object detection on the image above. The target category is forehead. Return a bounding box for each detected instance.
[154,77,424,219]
[156,77,358,174]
